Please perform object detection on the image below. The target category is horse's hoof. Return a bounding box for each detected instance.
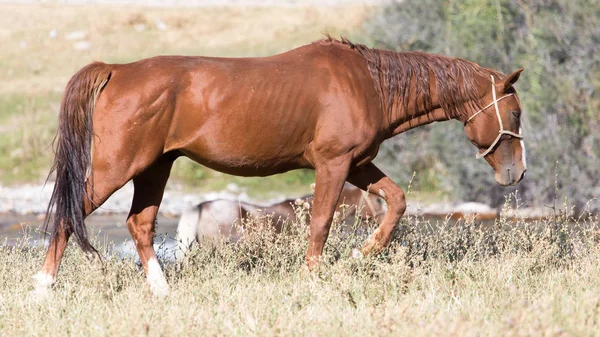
[148,281,170,298]
[146,258,170,298]
[30,272,55,301]
[29,286,52,301]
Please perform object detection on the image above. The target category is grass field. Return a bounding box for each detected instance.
[0,3,372,192]
[3,4,599,336]
[2,203,600,336]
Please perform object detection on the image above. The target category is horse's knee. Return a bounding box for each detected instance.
[127,218,155,246]
[386,188,406,217]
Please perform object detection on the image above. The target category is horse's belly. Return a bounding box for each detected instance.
[172,110,313,176]
[180,139,310,177]
[184,154,309,177]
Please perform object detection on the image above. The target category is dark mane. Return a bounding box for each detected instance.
[318,36,504,120]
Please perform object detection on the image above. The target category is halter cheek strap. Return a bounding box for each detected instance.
[467,75,523,159]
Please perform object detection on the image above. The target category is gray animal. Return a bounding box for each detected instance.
[175,185,385,261]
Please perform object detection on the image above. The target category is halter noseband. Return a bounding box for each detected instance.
[466,75,523,159]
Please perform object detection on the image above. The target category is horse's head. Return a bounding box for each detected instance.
[463,69,526,186]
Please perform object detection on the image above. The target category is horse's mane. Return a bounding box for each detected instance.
[316,36,504,120]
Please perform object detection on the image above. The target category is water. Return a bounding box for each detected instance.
[0,212,543,260]
[0,213,180,258]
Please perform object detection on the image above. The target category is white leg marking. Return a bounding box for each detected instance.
[519,127,527,169]
[378,189,386,199]
[146,257,170,297]
[32,272,55,296]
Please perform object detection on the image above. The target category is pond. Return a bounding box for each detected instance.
[0,213,180,259]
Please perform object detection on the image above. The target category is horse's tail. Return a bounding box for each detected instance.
[44,62,112,253]
[175,204,201,262]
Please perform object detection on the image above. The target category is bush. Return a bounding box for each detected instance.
[366,0,600,212]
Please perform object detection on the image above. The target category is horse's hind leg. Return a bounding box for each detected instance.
[346,163,406,256]
[126,156,174,296]
[34,165,131,294]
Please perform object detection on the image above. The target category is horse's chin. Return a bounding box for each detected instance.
[494,169,526,186]
[495,178,514,187]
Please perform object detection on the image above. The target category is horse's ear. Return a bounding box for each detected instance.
[497,68,524,92]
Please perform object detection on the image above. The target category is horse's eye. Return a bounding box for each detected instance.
[512,110,522,119]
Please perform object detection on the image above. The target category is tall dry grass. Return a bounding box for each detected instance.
[1,199,600,336]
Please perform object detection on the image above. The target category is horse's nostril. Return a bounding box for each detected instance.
[519,169,527,181]
[506,168,513,183]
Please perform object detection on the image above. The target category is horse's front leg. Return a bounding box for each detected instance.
[347,162,406,256]
[306,155,352,269]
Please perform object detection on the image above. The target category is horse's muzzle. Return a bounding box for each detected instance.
[495,167,526,186]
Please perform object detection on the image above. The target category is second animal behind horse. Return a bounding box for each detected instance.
[176,185,384,261]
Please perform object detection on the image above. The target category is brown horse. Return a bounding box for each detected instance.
[175,184,385,261]
[35,37,526,296]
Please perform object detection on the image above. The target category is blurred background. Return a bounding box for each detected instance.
[0,0,598,216]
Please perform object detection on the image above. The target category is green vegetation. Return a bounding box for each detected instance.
[2,201,599,335]
[0,92,58,183]
[367,0,600,211]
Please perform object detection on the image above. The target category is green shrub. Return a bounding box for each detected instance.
[367,0,600,212]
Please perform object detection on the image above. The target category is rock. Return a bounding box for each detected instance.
[155,19,167,31]
[65,31,87,40]
[226,183,240,193]
[73,41,91,50]
[502,207,551,220]
[454,202,494,215]
[419,202,457,216]
[10,148,23,159]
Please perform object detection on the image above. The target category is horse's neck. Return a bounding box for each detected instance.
[388,106,452,137]
[381,61,484,138]
[383,75,457,137]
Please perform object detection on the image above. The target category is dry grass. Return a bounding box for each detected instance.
[0,3,371,186]
[0,4,370,95]
[2,202,600,336]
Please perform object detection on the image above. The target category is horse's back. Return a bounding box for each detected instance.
[92,41,381,177]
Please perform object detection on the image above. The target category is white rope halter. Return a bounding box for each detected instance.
[466,75,523,159]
